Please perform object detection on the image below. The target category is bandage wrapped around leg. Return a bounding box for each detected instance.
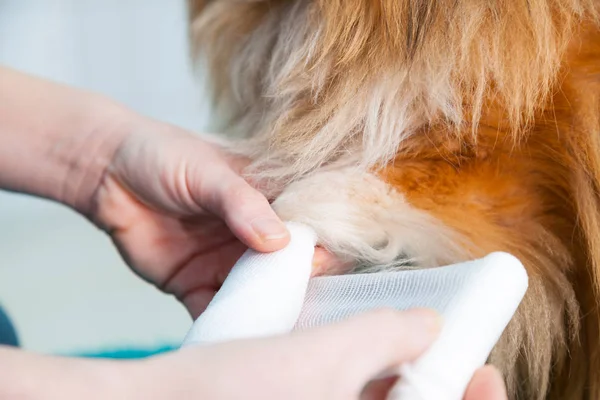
[182,223,528,400]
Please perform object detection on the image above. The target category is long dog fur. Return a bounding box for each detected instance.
[187,1,600,398]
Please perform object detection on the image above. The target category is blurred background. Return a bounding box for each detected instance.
[0,0,211,355]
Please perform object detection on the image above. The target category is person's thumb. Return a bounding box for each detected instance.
[197,166,290,252]
[296,308,442,396]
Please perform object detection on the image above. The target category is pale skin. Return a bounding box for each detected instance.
[0,66,507,399]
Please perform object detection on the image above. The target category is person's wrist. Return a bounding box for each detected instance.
[0,346,139,400]
[55,96,133,218]
[70,358,141,400]
[0,67,134,214]
[124,354,197,399]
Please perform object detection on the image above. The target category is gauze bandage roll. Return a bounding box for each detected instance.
[182,223,528,400]
[182,223,317,345]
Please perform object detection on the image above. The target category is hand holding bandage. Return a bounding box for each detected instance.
[182,223,522,399]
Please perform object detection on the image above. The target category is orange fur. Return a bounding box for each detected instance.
[187,1,600,398]
[385,25,600,397]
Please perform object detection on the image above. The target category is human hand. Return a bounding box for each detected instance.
[83,113,340,317]
[51,107,504,399]
[87,118,284,317]
[128,309,506,399]
[0,309,506,400]
[78,115,504,399]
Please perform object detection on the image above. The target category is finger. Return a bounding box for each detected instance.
[360,376,399,400]
[182,289,217,319]
[296,308,441,392]
[312,247,353,276]
[166,240,248,318]
[196,167,290,252]
[464,365,508,400]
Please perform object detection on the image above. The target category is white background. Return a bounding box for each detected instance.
[0,0,212,354]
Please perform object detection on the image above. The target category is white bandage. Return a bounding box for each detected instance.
[181,223,317,345]
[182,223,528,400]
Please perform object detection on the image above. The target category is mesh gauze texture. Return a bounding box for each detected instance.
[182,223,528,400]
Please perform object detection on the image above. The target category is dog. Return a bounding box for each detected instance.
[186,1,600,398]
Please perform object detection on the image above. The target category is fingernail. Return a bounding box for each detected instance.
[404,308,443,340]
[251,218,289,241]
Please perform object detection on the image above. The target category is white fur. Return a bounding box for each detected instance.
[272,170,471,269]
[195,2,458,187]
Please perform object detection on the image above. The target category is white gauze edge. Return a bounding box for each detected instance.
[181,222,317,344]
[181,223,528,400]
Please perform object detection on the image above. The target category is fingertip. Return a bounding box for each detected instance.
[251,232,291,253]
[360,376,399,400]
[465,365,508,400]
[327,308,442,380]
[225,222,289,254]
[249,216,290,250]
[207,173,290,252]
[311,247,350,276]
[228,216,290,253]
